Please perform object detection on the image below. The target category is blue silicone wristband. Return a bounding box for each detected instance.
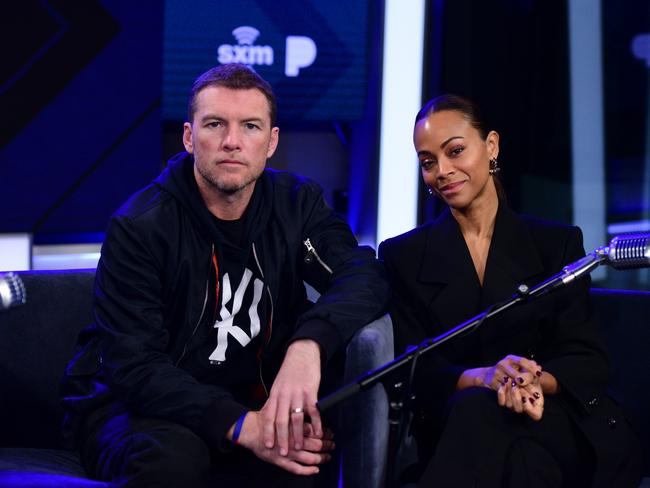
[232,412,247,444]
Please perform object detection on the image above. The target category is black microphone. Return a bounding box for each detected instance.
[605,232,650,269]
[0,272,26,311]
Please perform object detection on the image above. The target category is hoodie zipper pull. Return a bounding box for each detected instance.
[304,238,316,264]
[303,238,333,274]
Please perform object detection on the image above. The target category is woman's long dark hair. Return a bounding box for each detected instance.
[415,94,507,202]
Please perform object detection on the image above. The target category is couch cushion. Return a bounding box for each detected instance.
[0,270,95,448]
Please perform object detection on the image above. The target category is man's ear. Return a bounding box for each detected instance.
[267,127,280,158]
[182,122,194,153]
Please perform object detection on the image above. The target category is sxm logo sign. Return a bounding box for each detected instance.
[217,26,317,77]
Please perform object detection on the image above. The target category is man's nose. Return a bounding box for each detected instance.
[222,126,241,150]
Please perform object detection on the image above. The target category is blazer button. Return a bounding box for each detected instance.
[588,397,599,407]
[607,417,617,429]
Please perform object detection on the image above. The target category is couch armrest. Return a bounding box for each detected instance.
[341,314,393,488]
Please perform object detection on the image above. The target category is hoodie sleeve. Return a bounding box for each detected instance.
[291,183,390,361]
[95,213,246,449]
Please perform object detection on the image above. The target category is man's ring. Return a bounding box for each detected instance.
[290,407,304,414]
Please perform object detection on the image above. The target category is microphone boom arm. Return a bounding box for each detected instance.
[317,245,612,412]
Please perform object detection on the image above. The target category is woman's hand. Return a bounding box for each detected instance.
[492,355,545,420]
[498,377,544,421]
[459,354,542,392]
[459,354,552,420]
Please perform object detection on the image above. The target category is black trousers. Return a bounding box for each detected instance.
[78,404,321,488]
[75,351,347,487]
[416,387,594,488]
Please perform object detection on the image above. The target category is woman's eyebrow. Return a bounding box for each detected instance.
[440,136,464,149]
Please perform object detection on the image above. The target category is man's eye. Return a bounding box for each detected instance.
[207,121,221,128]
[245,123,259,130]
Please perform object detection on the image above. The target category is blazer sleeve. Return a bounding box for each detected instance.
[538,226,610,412]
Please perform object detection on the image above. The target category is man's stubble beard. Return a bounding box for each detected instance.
[197,162,262,196]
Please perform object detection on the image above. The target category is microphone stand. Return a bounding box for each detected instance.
[317,247,609,487]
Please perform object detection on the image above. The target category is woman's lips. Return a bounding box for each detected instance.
[439,181,465,194]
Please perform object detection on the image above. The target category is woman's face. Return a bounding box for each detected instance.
[414,109,499,211]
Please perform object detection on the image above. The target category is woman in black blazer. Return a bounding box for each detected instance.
[378,95,641,487]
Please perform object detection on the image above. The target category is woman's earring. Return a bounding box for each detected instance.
[489,158,500,175]
[427,187,434,195]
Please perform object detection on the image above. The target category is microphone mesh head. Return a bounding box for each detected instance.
[608,233,650,269]
[0,272,27,310]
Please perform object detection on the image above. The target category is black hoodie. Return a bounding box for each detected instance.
[61,152,389,449]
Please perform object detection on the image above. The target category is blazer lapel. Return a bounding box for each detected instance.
[475,205,547,358]
[482,204,545,306]
[411,203,546,363]
[417,209,483,333]
[415,205,545,334]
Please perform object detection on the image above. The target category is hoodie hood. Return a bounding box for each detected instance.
[153,152,273,258]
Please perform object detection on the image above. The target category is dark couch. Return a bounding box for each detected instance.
[0,269,393,487]
[0,269,648,487]
[0,270,105,487]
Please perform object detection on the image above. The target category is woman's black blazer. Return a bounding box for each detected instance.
[378,204,641,487]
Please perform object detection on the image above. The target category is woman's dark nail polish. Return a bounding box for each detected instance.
[529,398,535,405]
[522,397,527,403]
[503,375,509,383]
[517,377,524,384]
[535,370,542,377]
[511,380,517,387]
[533,392,540,399]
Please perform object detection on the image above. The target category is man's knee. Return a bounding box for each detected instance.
[88,413,211,486]
[125,420,210,482]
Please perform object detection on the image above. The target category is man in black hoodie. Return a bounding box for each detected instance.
[61,64,389,487]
